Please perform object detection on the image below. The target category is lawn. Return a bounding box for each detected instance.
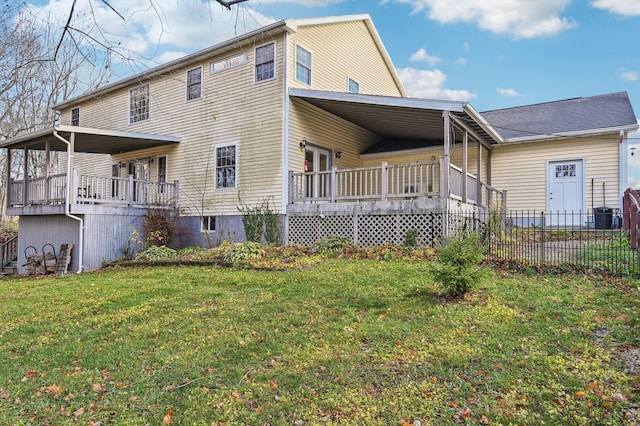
[0,260,638,425]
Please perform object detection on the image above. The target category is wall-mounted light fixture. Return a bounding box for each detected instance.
[299,138,307,149]
[334,151,342,159]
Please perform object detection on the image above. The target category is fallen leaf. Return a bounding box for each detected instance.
[611,393,626,402]
[269,380,278,390]
[164,384,176,392]
[163,410,174,424]
[480,415,491,424]
[232,390,241,399]
[72,407,84,418]
[92,383,102,392]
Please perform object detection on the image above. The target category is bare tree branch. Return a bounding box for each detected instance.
[214,0,250,11]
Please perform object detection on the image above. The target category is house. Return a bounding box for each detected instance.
[0,14,637,273]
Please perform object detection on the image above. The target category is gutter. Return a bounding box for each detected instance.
[53,128,84,274]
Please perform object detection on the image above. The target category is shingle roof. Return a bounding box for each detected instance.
[481,92,637,141]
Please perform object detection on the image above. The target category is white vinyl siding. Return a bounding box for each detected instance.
[288,20,404,96]
[492,137,621,211]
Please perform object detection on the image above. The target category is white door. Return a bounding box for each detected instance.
[548,159,584,225]
[128,160,151,203]
[305,146,330,199]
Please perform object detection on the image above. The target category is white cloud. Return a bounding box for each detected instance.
[497,87,520,97]
[591,0,640,16]
[410,48,441,66]
[455,57,468,66]
[620,70,639,81]
[397,67,476,101]
[389,0,576,38]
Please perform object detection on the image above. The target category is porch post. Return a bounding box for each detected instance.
[22,146,28,205]
[477,143,483,207]
[330,167,337,203]
[173,180,179,209]
[5,149,11,210]
[440,111,451,200]
[381,162,388,201]
[44,140,51,205]
[462,130,468,203]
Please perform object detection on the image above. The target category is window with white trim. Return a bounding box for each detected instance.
[71,107,80,126]
[202,216,216,232]
[295,45,311,85]
[215,144,237,189]
[157,155,167,193]
[255,43,275,82]
[348,78,359,94]
[129,84,149,123]
[186,66,202,101]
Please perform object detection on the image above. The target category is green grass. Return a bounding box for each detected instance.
[0,261,638,425]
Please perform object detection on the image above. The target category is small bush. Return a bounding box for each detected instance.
[404,229,420,248]
[429,231,488,298]
[311,236,357,258]
[221,242,266,265]
[135,245,178,261]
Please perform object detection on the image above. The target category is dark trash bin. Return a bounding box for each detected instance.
[594,206,613,229]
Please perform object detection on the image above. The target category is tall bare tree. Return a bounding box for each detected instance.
[0,4,110,221]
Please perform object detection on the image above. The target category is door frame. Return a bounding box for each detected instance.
[304,145,332,199]
[546,158,585,223]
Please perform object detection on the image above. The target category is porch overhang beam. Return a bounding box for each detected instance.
[450,114,494,150]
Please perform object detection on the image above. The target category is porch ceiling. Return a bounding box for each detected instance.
[289,88,500,145]
[0,125,180,154]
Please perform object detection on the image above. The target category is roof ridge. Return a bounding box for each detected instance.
[482,91,628,114]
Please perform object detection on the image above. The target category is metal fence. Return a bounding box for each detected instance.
[466,209,639,276]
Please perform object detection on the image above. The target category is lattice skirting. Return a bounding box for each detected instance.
[288,212,452,247]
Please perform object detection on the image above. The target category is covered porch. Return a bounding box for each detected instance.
[0,125,180,273]
[1,125,180,215]
[287,89,506,210]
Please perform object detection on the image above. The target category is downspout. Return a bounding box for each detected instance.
[619,129,629,210]
[53,128,84,273]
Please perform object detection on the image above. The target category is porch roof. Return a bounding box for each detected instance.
[0,125,180,154]
[289,88,503,147]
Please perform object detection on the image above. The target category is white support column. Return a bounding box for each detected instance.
[462,130,468,203]
[477,142,483,207]
[441,111,451,199]
[22,147,28,205]
[5,149,11,210]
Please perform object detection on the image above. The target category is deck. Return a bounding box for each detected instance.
[7,171,178,215]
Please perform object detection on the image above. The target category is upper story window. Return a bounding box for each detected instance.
[295,45,312,85]
[129,84,149,124]
[255,43,275,82]
[348,78,359,94]
[71,107,80,126]
[215,144,237,189]
[186,66,202,101]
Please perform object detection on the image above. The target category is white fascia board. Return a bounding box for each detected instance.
[0,127,56,148]
[285,14,371,30]
[501,124,640,144]
[463,104,504,144]
[54,20,291,110]
[56,125,181,142]
[289,88,465,112]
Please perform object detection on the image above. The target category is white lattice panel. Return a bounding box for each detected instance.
[288,212,447,247]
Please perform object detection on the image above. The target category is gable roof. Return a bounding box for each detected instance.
[54,14,406,110]
[481,92,638,142]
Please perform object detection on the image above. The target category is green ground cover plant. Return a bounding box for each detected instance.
[0,261,638,424]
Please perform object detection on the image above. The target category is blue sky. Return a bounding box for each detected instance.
[26,0,640,184]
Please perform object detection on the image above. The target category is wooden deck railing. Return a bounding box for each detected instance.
[290,161,440,204]
[9,171,179,209]
[290,161,505,209]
